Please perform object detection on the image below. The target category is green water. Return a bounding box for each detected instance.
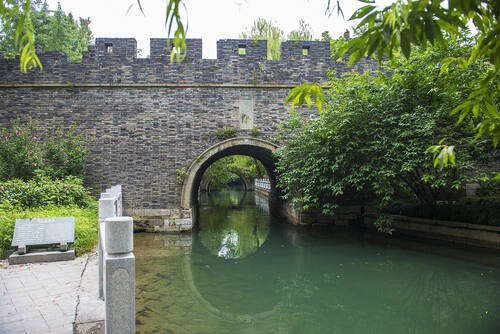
[135,190,500,334]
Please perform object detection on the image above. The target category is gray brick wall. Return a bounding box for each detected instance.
[0,38,381,212]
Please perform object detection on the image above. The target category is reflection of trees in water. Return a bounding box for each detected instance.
[397,262,500,332]
[190,214,302,318]
[199,192,269,259]
[204,189,249,208]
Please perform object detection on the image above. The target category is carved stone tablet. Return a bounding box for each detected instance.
[239,99,254,130]
[11,217,75,247]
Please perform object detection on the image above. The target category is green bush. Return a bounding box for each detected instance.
[382,197,500,226]
[0,176,93,209]
[214,127,237,140]
[0,119,88,181]
[0,204,98,257]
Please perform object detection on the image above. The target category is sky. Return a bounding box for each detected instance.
[45,0,393,59]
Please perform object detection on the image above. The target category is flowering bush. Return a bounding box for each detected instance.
[0,120,44,180]
[0,119,88,180]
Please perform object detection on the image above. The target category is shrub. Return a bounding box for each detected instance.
[214,127,237,140]
[0,176,93,209]
[0,204,98,257]
[0,119,44,180]
[42,127,87,179]
[0,119,88,181]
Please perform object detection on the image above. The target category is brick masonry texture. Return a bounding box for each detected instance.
[0,38,381,213]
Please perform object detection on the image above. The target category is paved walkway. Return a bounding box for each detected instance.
[0,252,104,334]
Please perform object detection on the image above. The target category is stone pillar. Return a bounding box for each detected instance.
[104,217,135,334]
[98,197,117,299]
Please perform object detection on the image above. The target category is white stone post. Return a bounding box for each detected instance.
[104,217,135,334]
[98,197,117,299]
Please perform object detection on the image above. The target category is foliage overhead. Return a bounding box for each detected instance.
[240,18,285,60]
[276,40,496,231]
[0,0,41,71]
[203,155,267,190]
[285,0,500,177]
[0,0,91,66]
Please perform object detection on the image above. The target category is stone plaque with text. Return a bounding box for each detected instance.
[11,217,75,247]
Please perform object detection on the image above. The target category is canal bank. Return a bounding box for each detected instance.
[253,178,500,251]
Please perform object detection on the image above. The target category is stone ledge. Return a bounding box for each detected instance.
[9,249,75,265]
[365,214,500,250]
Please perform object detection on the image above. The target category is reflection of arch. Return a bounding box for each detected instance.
[181,137,279,209]
[182,224,305,323]
[183,255,278,323]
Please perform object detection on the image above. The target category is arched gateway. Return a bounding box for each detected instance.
[181,137,278,209]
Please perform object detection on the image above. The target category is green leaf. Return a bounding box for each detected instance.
[400,28,411,58]
[350,5,376,20]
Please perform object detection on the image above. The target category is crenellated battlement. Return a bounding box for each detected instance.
[81,38,331,63]
[0,38,381,86]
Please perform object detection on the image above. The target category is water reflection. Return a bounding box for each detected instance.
[134,190,500,334]
[198,190,270,259]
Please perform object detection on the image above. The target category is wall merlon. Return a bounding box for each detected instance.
[281,40,330,60]
[150,38,202,61]
[94,38,138,61]
[217,39,267,61]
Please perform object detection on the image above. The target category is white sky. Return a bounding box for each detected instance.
[45,0,392,59]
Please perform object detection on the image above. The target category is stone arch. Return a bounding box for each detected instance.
[180,137,279,210]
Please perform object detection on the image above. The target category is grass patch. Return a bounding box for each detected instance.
[0,201,98,257]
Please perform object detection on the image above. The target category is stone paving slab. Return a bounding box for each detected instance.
[0,252,104,334]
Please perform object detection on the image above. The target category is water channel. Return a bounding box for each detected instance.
[135,190,500,334]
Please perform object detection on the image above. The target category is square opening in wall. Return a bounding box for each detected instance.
[238,45,246,55]
[105,43,113,53]
[302,46,310,56]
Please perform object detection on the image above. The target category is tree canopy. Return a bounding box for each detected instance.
[276,37,496,232]
[0,0,91,67]
[288,0,499,177]
[240,18,314,60]
[0,1,92,62]
[240,18,284,60]
[203,155,267,190]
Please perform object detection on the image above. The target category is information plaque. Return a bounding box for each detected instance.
[11,217,75,247]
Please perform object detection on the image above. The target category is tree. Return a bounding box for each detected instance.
[0,0,40,71]
[288,0,499,177]
[240,18,284,60]
[202,155,267,190]
[287,19,314,41]
[0,1,92,62]
[240,18,316,60]
[276,38,495,231]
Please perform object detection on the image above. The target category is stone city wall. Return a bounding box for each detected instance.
[0,38,381,216]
